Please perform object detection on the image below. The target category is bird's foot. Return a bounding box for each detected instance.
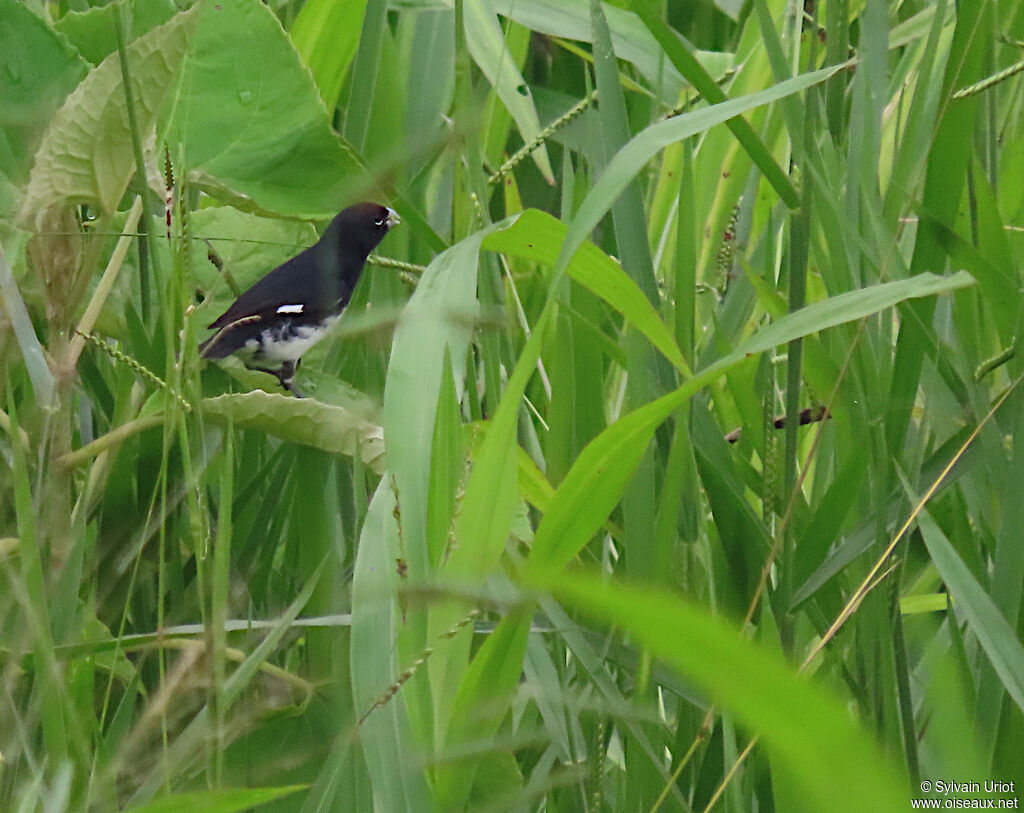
[271,361,305,398]
[280,377,307,399]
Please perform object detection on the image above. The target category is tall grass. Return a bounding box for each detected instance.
[1,0,1022,810]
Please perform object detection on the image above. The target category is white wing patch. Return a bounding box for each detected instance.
[275,304,304,314]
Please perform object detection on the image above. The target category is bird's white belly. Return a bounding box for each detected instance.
[248,316,339,362]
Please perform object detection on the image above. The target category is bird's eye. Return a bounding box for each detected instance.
[374,217,386,227]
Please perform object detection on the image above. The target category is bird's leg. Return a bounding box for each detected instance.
[290,358,305,395]
[271,359,305,397]
[242,358,306,397]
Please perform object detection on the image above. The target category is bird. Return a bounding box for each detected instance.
[199,202,400,396]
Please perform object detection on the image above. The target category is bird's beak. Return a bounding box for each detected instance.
[385,207,400,229]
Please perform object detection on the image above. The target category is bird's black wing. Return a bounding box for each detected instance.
[207,243,340,330]
[200,242,349,360]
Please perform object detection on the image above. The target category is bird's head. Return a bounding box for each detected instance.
[328,201,400,262]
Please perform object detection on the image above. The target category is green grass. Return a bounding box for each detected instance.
[2,0,1023,810]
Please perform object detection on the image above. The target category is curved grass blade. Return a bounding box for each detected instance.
[526,272,974,574]
[464,0,554,183]
[552,63,848,282]
[539,572,908,813]
[350,478,433,812]
[906,488,1024,716]
[482,209,690,373]
[628,0,800,209]
[290,0,368,111]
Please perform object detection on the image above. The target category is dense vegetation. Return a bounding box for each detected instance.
[2,0,1022,810]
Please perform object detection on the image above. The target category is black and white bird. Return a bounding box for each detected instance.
[199,202,400,395]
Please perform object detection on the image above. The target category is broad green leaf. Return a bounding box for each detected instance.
[53,0,177,66]
[58,384,383,468]
[162,0,368,218]
[290,0,369,111]
[527,272,975,574]
[124,785,307,813]
[543,572,909,813]
[465,0,553,183]
[201,391,385,473]
[18,6,197,222]
[0,0,87,183]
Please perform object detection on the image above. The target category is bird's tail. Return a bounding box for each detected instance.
[198,333,222,358]
[200,315,262,359]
